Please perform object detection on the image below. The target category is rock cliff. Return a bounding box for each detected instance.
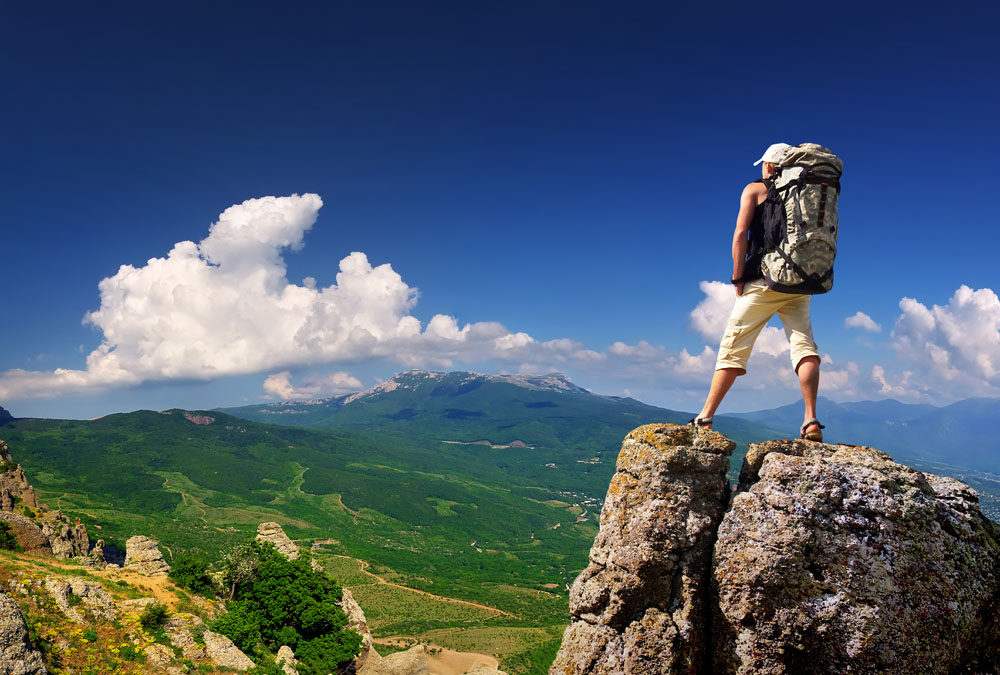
[0,439,95,561]
[0,589,47,674]
[551,424,1000,674]
[124,535,171,576]
[256,521,301,560]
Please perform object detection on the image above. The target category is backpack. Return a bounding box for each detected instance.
[760,143,843,294]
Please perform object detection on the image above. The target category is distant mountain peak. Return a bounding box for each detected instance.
[338,369,589,406]
[0,406,12,423]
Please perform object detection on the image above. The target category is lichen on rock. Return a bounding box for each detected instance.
[550,423,734,674]
[713,439,1000,674]
[550,425,1000,674]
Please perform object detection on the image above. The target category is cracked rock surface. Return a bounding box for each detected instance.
[551,428,1000,674]
[549,424,734,674]
[713,439,1000,674]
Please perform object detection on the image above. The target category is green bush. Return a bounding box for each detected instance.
[168,553,215,597]
[212,542,361,673]
[139,603,169,631]
[82,627,98,642]
[0,521,23,552]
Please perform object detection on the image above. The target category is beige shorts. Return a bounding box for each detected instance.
[716,279,819,373]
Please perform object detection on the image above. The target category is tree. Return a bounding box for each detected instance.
[212,541,362,672]
[168,553,215,597]
[219,540,265,600]
[0,522,23,552]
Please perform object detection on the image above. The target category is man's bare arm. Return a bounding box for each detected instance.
[731,182,764,295]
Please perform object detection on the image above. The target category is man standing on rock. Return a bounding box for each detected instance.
[689,143,824,441]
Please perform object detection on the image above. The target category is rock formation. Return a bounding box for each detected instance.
[277,645,300,675]
[550,425,1000,674]
[123,535,171,576]
[44,576,118,623]
[550,424,734,674]
[256,521,300,559]
[203,629,256,671]
[360,644,429,675]
[0,511,52,556]
[713,438,1000,674]
[40,514,90,559]
[0,407,12,424]
[342,588,374,668]
[0,441,40,512]
[0,589,47,674]
[0,439,95,560]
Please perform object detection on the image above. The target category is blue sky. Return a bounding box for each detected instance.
[2,1,999,419]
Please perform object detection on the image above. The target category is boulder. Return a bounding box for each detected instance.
[41,515,90,559]
[124,535,170,576]
[204,629,255,671]
[144,642,175,669]
[277,645,299,675]
[0,511,52,556]
[0,589,47,674]
[256,521,299,559]
[550,424,734,674]
[360,644,429,675]
[549,426,1000,674]
[713,439,1000,674]
[44,577,118,623]
[164,613,206,660]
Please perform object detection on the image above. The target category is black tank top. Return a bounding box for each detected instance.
[740,180,767,282]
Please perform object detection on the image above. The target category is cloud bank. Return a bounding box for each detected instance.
[1,193,995,407]
[0,194,627,400]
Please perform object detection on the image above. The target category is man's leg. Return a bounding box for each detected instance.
[695,368,741,426]
[796,355,821,433]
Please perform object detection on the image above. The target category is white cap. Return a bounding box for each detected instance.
[753,143,792,166]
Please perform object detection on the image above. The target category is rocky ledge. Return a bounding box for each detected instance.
[551,424,1000,674]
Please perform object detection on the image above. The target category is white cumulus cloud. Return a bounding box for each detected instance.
[889,285,1000,395]
[845,311,882,332]
[263,371,363,400]
[0,194,558,399]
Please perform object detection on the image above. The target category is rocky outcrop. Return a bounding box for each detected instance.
[0,407,12,424]
[342,588,374,668]
[256,521,299,559]
[0,440,40,512]
[277,645,300,675]
[40,514,90,559]
[164,613,207,660]
[360,644,428,675]
[713,438,1000,674]
[550,424,734,673]
[0,589,47,674]
[550,425,1000,674]
[204,629,256,671]
[0,439,94,560]
[0,511,52,556]
[44,576,118,623]
[124,535,170,576]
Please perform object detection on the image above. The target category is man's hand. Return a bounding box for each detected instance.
[734,282,745,297]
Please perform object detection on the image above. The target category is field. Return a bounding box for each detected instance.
[1,411,589,674]
[314,551,566,674]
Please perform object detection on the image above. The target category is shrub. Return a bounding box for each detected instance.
[168,553,215,597]
[139,602,169,631]
[0,521,23,552]
[82,626,98,642]
[212,542,361,673]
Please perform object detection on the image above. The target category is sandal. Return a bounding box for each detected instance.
[688,416,713,430]
[800,418,825,442]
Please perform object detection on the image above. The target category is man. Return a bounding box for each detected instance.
[690,143,824,441]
